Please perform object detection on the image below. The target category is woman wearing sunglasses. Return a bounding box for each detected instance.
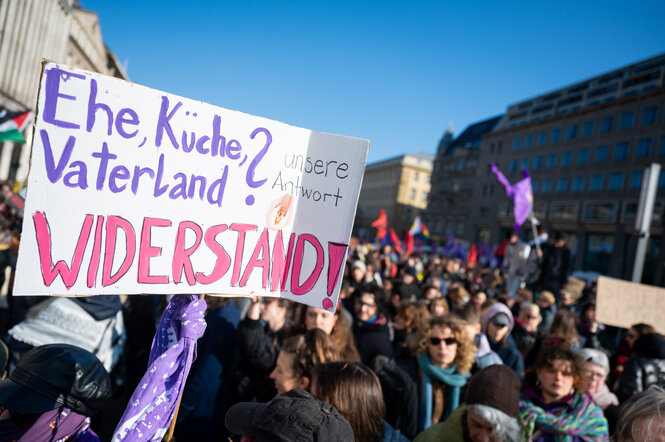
[410,315,476,432]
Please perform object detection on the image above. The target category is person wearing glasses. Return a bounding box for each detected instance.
[352,285,393,366]
[520,346,609,441]
[578,348,619,434]
[409,315,476,432]
[578,349,618,410]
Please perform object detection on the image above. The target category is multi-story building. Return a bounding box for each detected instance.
[439,53,665,285]
[425,117,501,241]
[0,0,127,185]
[355,152,433,239]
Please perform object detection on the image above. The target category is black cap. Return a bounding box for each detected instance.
[0,343,111,415]
[225,388,354,441]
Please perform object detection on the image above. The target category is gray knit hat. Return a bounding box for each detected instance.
[578,348,610,375]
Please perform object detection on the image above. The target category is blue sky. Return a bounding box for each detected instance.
[81,0,665,163]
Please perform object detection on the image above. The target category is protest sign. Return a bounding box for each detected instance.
[14,61,369,311]
[596,276,665,334]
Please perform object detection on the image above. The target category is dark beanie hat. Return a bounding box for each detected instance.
[464,365,520,418]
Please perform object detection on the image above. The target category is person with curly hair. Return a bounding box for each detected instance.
[520,346,609,441]
[410,315,476,432]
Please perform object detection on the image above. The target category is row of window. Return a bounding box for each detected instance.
[506,136,665,172]
[508,106,659,150]
[531,169,665,194]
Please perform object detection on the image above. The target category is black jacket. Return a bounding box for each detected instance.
[618,333,665,402]
[538,244,571,285]
[353,314,393,366]
[511,320,538,359]
[374,358,419,440]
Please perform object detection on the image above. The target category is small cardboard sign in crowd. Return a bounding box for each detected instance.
[596,276,665,335]
[15,61,369,311]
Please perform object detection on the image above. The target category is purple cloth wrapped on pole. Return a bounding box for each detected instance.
[113,295,207,441]
[491,163,534,231]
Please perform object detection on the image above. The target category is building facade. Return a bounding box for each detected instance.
[451,53,665,286]
[425,117,501,242]
[355,153,433,239]
[0,0,126,185]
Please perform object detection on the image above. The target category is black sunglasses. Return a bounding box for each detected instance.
[429,337,457,346]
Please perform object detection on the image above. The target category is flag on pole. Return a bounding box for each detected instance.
[380,227,403,254]
[404,230,414,255]
[408,216,430,240]
[0,109,32,143]
[491,163,534,231]
[371,209,388,240]
[467,244,478,268]
[113,295,207,441]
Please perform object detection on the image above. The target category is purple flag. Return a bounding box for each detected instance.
[113,295,207,441]
[491,163,534,231]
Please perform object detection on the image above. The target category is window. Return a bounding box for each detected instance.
[538,132,547,145]
[572,177,585,192]
[582,121,595,136]
[660,170,665,188]
[546,154,557,168]
[532,180,539,193]
[595,145,609,163]
[556,178,568,192]
[427,175,431,183]
[636,139,652,158]
[513,137,521,150]
[551,128,561,143]
[541,180,552,193]
[422,192,429,202]
[641,106,657,126]
[566,124,578,140]
[620,111,635,129]
[661,137,665,155]
[414,172,419,181]
[551,202,579,221]
[600,116,613,133]
[509,160,517,172]
[533,156,542,170]
[561,151,573,166]
[614,142,629,160]
[524,135,533,148]
[609,173,624,190]
[630,171,643,189]
[410,189,416,200]
[584,204,616,222]
[521,158,529,169]
[577,148,590,164]
[590,175,604,191]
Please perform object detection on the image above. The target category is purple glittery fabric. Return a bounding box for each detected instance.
[113,295,207,441]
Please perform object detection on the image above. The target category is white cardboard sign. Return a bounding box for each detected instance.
[14,61,369,311]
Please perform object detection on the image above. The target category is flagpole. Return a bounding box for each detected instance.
[163,293,206,442]
[529,213,541,255]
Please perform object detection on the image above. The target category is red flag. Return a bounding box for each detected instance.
[371,209,388,239]
[404,230,414,255]
[467,244,478,268]
[388,228,403,254]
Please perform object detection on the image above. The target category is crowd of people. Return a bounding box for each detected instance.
[0,227,664,441]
